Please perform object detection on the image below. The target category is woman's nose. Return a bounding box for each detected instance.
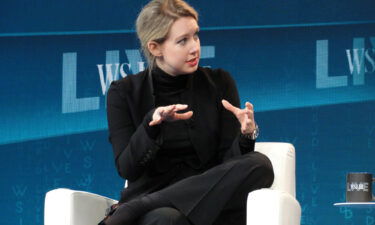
[189,40,200,54]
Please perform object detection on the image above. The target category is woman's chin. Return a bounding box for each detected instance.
[182,65,199,74]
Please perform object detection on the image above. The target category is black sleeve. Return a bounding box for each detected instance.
[216,69,255,161]
[106,82,161,181]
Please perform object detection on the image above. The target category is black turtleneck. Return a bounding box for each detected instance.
[150,67,200,168]
[152,66,189,97]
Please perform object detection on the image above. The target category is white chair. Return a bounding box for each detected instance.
[247,142,301,225]
[44,142,301,225]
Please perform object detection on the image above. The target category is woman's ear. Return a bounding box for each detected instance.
[148,41,163,57]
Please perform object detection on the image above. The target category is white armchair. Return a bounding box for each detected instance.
[44,142,301,225]
[247,142,301,225]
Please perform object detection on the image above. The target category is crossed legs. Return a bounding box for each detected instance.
[102,152,274,225]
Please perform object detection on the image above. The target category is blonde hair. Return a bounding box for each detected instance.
[136,0,198,70]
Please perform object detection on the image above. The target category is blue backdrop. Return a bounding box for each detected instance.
[1,0,375,224]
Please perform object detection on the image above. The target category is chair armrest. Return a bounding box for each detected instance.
[255,142,296,197]
[247,188,301,225]
[44,188,118,225]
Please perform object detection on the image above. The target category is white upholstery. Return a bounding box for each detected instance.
[44,188,118,225]
[247,142,301,225]
[44,142,301,225]
[247,189,301,225]
[255,142,296,196]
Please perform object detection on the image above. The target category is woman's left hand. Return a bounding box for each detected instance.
[222,99,256,135]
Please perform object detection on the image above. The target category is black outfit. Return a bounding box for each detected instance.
[104,66,274,225]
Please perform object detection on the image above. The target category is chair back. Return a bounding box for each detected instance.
[255,142,296,197]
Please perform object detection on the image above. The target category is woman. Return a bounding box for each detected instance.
[101,0,274,225]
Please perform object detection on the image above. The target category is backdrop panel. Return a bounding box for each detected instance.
[1,1,375,225]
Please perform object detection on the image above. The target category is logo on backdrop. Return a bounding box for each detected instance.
[61,46,215,114]
[316,37,375,89]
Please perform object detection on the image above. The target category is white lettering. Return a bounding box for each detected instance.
[62,52,100,113]
[97,63,119,95]
[12,185,27,198]
[97,50,120,95]
[316,37,375,89]
[347,182,369,191]
[348,38,365,85]
[316,40,348,88]
[120,63,131,78]
[346,48,365,76]
[62,46,215,114]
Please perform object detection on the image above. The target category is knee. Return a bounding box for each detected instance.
[255,153,274,187]
[139,207,190,225]
[242,152,274,187]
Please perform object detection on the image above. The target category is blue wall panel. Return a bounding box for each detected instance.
[0,131,123,225]
[1,0,375,34]
[1,0,375,224]
[257,102,375,224]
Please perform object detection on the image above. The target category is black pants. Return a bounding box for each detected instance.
[135,152,274,225]
[138,207,192,225]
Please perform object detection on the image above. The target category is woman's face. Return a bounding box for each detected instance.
[154,16,200,76]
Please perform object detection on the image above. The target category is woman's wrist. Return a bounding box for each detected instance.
[240,124,259,140]
[143,108,161,139]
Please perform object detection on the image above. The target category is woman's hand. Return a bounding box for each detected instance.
[222,99,256,135]
[149,104,193,126]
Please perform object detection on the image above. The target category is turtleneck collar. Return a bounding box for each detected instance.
[152,66,192,95]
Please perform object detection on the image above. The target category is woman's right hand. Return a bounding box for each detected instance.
[149,104,193,126]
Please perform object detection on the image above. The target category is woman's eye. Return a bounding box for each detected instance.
[178,38,187,45]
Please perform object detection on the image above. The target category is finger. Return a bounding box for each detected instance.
[241,123,247,134]
[149,117,162,126]
[174,104,189,111]
[164,105,177,114]
[174,111,193,120]
[222,99,238,114]
[241,118,253,134]
[152,108,162,120]
[159,105,177,119]
[245,101,253,110]
[151,106,168,125]
[245,108,253,119]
